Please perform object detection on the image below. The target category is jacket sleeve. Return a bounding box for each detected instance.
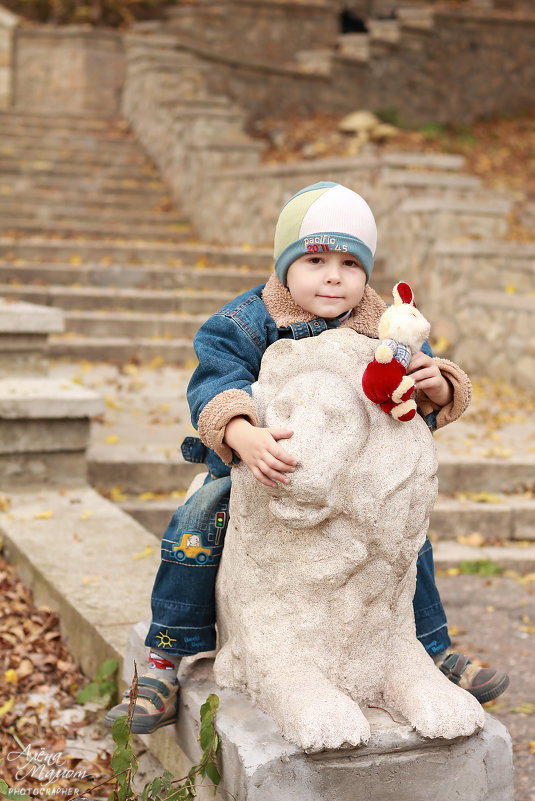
[415,342,472,431]
[188,310,267,464]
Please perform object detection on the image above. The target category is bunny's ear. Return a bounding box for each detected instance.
[393,281,415,306]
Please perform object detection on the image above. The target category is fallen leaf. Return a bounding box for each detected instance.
[485,605,496,613]
[429,336,450,354]
[448,625,466,637]
[81,577,100,584]
[80,509,95,521]
[456,491,505,504]
[109,486,127,502]
[0,496,11,512]
[104,435,119,444]
[34,509,54,520]
[50,735,66,752]
[17,658,34,678]
[132,546,154,560]
[4,668,18,685]
[147,356,165,369]
[122,364,138,375]
[0,697,15,717]
[510,702,535,715]
[456,532,486,547]
[529,740,535,755]
[105,395,122,411]
[69,254,82,265]
[505,284,516,294]
[138,491,159,501]
[482,698,503,710]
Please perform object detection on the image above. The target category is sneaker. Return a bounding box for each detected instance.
[436,650,510,704]
[103,674,179,734]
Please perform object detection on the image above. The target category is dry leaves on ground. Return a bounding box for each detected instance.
[0,553,113,795]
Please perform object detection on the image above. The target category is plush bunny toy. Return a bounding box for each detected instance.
[362,281,431,422]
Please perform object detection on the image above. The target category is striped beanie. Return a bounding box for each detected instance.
[273,182,377,286]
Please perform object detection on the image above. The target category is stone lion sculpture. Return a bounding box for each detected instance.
[214,329,484,753]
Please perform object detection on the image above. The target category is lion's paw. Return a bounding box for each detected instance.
[283,692,371,754]
[402,682,484,740]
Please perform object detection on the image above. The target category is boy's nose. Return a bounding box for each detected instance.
[325,267,342,283]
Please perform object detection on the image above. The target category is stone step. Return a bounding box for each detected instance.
[0,238,273,266]
[63,310,207,339]
[430,494,535,543]
[0,263,269,292]
[0,158,161,182]
[1,216,193,241]
[119,497,179,536]
[0,185,172,209]
[0,197,187,223]
[0,298,64,377]
[0,284,235,315]
[437,455,535,496]
[382,153,466,172]
[382,168,482,193]
[0,173,166,194]
[0,110,131,134]
[0,377,103,488]
[88,451,199,496]
[48,335,196,364]
[0,128,146,148]
[432,539,535,572]
[336,32,369,59]
[0,140,154,166]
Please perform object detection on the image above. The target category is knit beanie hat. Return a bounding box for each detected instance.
[273,181,377,286]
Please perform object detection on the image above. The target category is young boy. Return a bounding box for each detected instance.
[105,182,509,733]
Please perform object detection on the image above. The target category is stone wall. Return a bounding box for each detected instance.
[167,0,338,67]
[159,3,535,126]
[369,9,535,125]
[12,26,124,113]
[0,5,17,107]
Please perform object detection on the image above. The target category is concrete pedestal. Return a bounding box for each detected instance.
[125,620,514,801]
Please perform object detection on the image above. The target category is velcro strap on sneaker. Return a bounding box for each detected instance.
[136,688,165,709]
[439,653,470,684]
[137,676,171,698]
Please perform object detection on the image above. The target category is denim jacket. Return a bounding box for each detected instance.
[182,276,452,478]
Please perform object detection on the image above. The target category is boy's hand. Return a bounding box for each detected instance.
[224,417,296,488]
[408,351,453,407]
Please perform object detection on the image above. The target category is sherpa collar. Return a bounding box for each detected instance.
[261,273,387,339]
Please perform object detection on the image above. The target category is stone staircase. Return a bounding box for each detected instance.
[0,109,273,364]
[1,105,534,568]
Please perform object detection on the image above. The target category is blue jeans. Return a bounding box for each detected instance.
[145,475,451,658]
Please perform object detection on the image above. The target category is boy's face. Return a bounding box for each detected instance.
[286,252,367,319]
